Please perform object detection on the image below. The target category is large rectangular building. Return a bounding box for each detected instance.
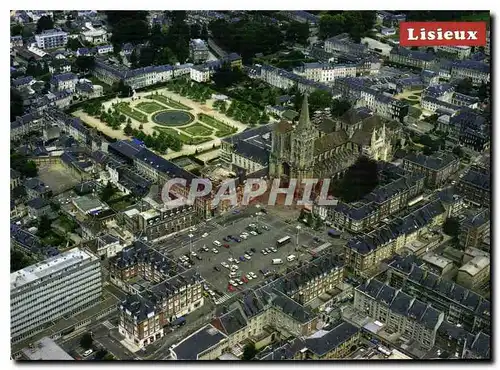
[11,248,102,343]
[34,29,68,49]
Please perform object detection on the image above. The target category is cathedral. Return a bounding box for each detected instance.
[269,94,401,183]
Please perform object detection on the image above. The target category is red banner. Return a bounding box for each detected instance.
[399,22,487,47]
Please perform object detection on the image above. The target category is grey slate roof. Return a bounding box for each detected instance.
[172,325,227,360]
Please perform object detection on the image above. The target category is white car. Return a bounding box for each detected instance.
[229,272,237,278]
[250,272,257,279]
[270,247,278,253]
[212,248,219,254]
[229,279,237,286]
[209,290,216,297]
[83,349,93,357]
[262,250,268,255]
[244,254,251,260]
[241,232,249,236]
[221,261,230,269]
[228,257,236,263]
[246,274,253,280]
[231,265,239,271]
[202,246,209,252]
[191,251,197,257]
[202,232,209,238]
[250,231,258,236]
[237,280,244,286]
[240,234,248,240]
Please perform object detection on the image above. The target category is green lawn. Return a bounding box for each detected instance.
[135,101,166,114]
[115,103,148,123]
[154,127,212,145]
[182,123,214,137]
[148,94,192,110]
[197,113,236,137]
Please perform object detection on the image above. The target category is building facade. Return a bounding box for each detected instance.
[11,248,102,342]
[35,29,68,49]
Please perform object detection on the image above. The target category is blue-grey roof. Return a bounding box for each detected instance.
[12,76,34,87]
[134,148,197,182]
[404,152,458,170]
[26,197,50,210]
[303,321,359,356]
[172,325,227,360]
[109,140,143,160]
[51,72,77,83]
[452,60,490,74]
[391,47,436,62]
[460,168,490,191]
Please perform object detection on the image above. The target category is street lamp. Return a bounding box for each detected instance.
[296,225,301,247]
[188,234,194,256]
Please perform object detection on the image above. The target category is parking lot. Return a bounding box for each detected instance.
[154,208,345,304]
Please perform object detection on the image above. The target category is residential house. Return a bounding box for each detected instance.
[402,152,460,188]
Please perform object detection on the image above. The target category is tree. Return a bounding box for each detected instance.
[285,21,310,45]
[331,99,352,117]
[36,15,54,33]
[66,38,82,51]
[10,88,24,122]
[456,78,473,95]
[129,50,138,68]
[443,217,460,237]
[99,181,116,203]
[336,156,379,203]
[74,56,95,72]
[11,249,35,273]
[37,215,52,238]
[190,23,201,39]
[80,333,93,350]
[309,90,333,114]
[11,153,38,177]
[452,146,464,158]
[200,25,209,40]
[11,24,23,36]
[242,343,257,360]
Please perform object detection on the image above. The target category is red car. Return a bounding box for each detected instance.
[223,244,230,248]
[227,285,236,292]
[241,276,249,283]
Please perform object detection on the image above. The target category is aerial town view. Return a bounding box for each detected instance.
[10,10,491,361]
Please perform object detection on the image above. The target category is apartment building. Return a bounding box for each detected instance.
[34,29,68,49]
[189,39,209,63]
[170,325,229,360]
[272,254,344,305]
[293,63,357,83]
[344,199,446,276]
[118,270,204,348]
[354,279,444,349]
[93,58,174,89]
[456,167,490,208]
[108,240,183,289]
[402,152,460,188]
[326,166,425,233]
[447,109,490,151]
[456,256,490,291]
[450,60,490,85]
[436,46,472,60]
[389,47,437,69]
[458,208,490,250]
[258,321,360,360]
[11,248,102,342]
[387,255,491,335]
[325,33,367,55]
[190,65,211,83]
[11,169,21,190]
[50,72,78,92]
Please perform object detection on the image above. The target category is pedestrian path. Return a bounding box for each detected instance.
[215,293,232,305]
[102,320,115,330]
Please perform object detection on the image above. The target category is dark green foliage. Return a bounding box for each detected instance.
[336,156,379,203]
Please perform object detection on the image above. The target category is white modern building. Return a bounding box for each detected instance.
[34,29,68,50]
[294,63,357,83]
[11,248,102,342]
[436,45,472,60]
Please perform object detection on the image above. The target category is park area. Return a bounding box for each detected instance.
[72,86,249,159]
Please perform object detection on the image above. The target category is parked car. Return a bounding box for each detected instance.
[250,231,258,236]
[250,247,256,253]
[221,261,230,269]
[270,247,278,253]
[239,256,246,262]
[249,272,257,279]
[244,254,251,260]
[262,224,269,229]
[83,350,93,357]
[202,232,209,238]
[262,249,268,255]
[212,248,219,254]
[196,255,202,261]
[213,266,221,272]
[223,237,230,242]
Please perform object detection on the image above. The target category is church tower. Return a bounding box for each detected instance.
[290,94,317,183]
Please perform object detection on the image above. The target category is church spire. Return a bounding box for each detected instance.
[297,93,311,130]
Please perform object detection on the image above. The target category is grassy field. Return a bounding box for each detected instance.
[116,103,148,123]
[149,94,192,110]
[182,123,214,137]
[135,101,166,114]
[197,113,236,137]
[460,12,490,22]
[154,127,212,145]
